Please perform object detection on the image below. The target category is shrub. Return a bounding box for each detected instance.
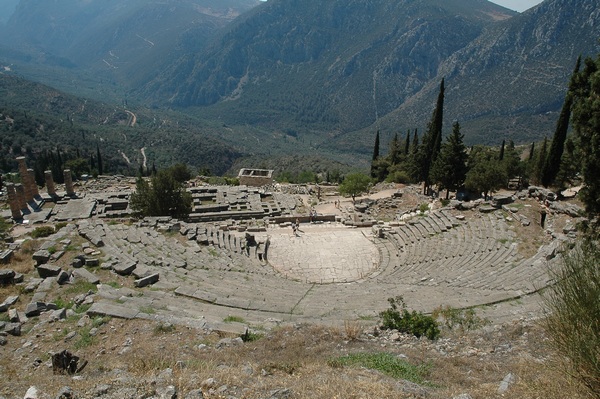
[385,170,411,184]
[432,305,489,332]
[241,328,263,342]
[542,239,600,395]
[379,296,440,340]
[30,225,55,238]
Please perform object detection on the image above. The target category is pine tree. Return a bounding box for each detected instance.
[542,56,581,188]
[430,121,469,199]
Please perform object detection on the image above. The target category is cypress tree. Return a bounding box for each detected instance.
[411,129,419,154]
[571,54,600,217]
[542,56,581,187]
[388,133,401,165]
[499,140,505,161]
[414,78,445,194]
[534,138,548,185]
[404,130,411,155]
[528,142,535,161]
[96,144,103,175]
[370,130,381,178]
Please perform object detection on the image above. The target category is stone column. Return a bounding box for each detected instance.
[64,169,75,197]
[45,171,56,197]
[6,184,22,219]
[14,183,27,211]
[28,168,39,197]
[15,156,33,202]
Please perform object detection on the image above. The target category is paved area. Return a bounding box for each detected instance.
[267,224,379,283]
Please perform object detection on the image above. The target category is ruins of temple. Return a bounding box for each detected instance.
[237,168,274,187]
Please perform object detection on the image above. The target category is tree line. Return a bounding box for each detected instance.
[368,55,597,217]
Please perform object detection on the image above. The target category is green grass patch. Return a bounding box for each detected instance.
[139,305,156,314]
[53,298,73,310]
[106,281,121,288]
[328,352,430,384]
[74,327,95,349]
[154,323,176,334]
[63,281,97,296]
[223,315,246,323]
[30,226,55,238]
[74,303,92,314]
[92,316,111,328]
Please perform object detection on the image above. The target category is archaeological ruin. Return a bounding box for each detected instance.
[0,157,586,336]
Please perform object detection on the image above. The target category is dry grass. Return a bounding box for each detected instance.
[0,313,593,399]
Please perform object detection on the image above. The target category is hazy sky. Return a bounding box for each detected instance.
[490,0,545,12]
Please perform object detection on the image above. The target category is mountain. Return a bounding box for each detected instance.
[141,0,600,151]
[0,0,19,25]
[370,0,600,147]
[141,0,515,132]
[2,0,600,173]
[0,74,242,175]
[0,0,261,89]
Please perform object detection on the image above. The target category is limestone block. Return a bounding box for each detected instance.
[72,268,100,284]
[57,270,71,285]
[36,264,62,278]
[134,273,160,288]
[113,261,137,276]
[0,269,15,285]
[25,301,47,317]
[32,249,52,265]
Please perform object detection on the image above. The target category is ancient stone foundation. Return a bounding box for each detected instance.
[237,168,274,187]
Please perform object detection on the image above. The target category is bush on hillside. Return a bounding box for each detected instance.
[379,296,440,340]
[542,239,600,396]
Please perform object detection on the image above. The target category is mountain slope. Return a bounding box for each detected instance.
[0,0,260,88]
[369,0,600,147]
[141,0,515,133]
[0,74,242,175]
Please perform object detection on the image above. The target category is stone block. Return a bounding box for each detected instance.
[33,249,52,265]
[0,295,19,312]
[25,301,48,317]
[36,264,62,278]
[72,268,100,284]
[0,269,15,285]
[113,261,137,276]
[49,308,67,321]
[0,249,13,264]
[57,270,71,285]
[72,258,84,268]
[134,273,160,288]
[85,258,100,267]
[3,322,21,336]
[8,308,19,322]
[13,272,23,283]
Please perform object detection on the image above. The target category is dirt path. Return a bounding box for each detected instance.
[124,110,137,127]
